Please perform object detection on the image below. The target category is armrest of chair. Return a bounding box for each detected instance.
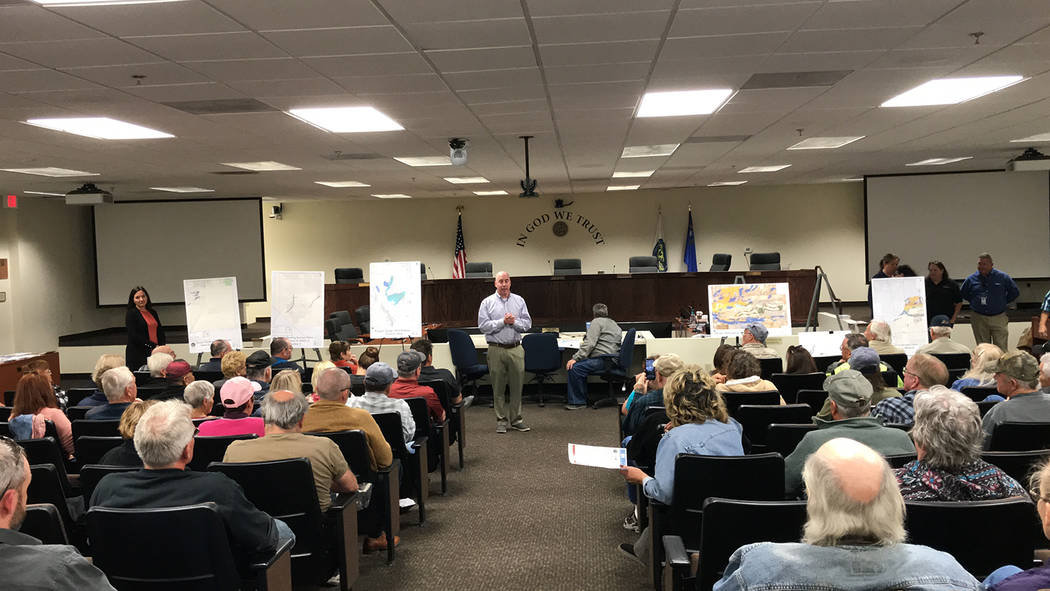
[250,535,294,590]
[327,492,361,591]
[662,535,693,591]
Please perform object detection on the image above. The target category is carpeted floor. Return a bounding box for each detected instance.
[353,402,652,590]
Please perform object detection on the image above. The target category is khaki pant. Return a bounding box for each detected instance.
[487,344,524,425]
[971,311,1009,351]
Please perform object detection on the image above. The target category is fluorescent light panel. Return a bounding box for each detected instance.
[150,186,213,193]
[1011,132,1050,143]
[315,181,370,188]
[738,165,791,173]
[787,136,865,150]
[394,156,450,167]
[287,106,403,133]
[1,167,99,177]
[881,76,1024,108]
[621,144,679,158]
[612,171,654,178]
[372,194,412,199]
[474,190,508,196]
[708,181,747,186]
[443,177,489,184]
[22,190,66,196]
[607,185,640,191]
[842,177,864,182]
[905,157,972,166]
[32,0,183,6]
[25,117,173,140]
[637,89,734,117]
[221,161,300,171]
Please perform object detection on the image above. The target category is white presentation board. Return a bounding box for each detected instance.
[270,271,325,348]
[798,331,850,358]
[871,276,928,356]
[369,261,422,339]
[707,283,792,337]
[183,277,243,354]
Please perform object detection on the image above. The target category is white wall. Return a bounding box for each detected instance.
[0,207,17,352]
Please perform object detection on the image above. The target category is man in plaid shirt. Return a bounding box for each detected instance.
[348,362,415,450]
[873,353,949,426]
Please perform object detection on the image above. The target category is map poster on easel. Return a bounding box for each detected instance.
[369,261,422,339]
[271,271,325,348]
[871,277,927,356]
[707,283,792,337]
[183,277,243,354]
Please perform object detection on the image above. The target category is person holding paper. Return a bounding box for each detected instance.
[565,303,622,410]
[618,366,744,564]
[477,271,532,434]
[125,285,165,371]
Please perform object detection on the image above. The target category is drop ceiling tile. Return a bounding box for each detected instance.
[376,0,523,23]
[800,0,958,30]
[125,82,247,103]
[0,53,41,72]
[532,11,670,44]
[0,5,106,43]
[227,77,346,98]
[0,69,99,93]
[459,86,549,104]
[445,67,542,91]
[625,117,699,145]
[759,50,884,72]
[262,26,413,57]
[551,88,638,110]
[545,62,651,84]
[200,0,389,29]
[719,87,826,113]
[125,32,289,62]
[662,33,792,60]
[336,73,448,94]
[52,1,246,37]
[402,19,531,50]
[780,27,922,53]
[694,111,784,135]
[468,99,549,115]
[539,40,659,66]
[526,0,675,16]
[185,58,320,82]
[425,46,536,73]
[670,3,820,37]
[650,55,765,82]
[65,62,211,88]
[303,53,431,77]
[0,38,162,70]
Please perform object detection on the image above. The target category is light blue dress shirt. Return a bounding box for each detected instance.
[477,291,532,344]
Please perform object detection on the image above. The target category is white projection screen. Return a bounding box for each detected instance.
[94,199,266,306]
[866,171,1050,280]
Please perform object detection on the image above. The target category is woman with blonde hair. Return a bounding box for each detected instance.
[951,343,1003,391]
[270,368,303,396]
[307,361,337,402]
[98,399,158,467]
[80,354,126,407]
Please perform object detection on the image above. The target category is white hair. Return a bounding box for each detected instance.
[147,352,174,377]
[1040,353,1050,381]
[260,391,309,429]
[101,366,135,403]
[911,386,982,469]
[182,380,214,409]
[930,326,952,338]
[867,320,891,342]
[133,400,195,468]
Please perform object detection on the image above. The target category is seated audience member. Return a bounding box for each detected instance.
[157,359,194,401]
[137,345,174,372]
[22,359,67,410]
[389,351,445,422]
[710,344,737,384]
[144,351,174,385]
[873,353,949,426]
[90,400,288,564]
[356,346,380,373]
[715,350,784,404]
[183,381,215,420]
[9,374,74,458]
[348,363,415,449]
[916,315,971,355]
[565,303,623,409]
[623,355,660,415]
[245,351,273,403]
[214,350,247,389]
[865,320,905,356]
[410,338,471,407]
[197,340,231,373]
[197,377,265,438]
[825,333,869,375]
[86,366,139,420]
[0,438,116,589]
[951,343,1004,390]
[302,367,392,471]
[814,347,900,421]
[269,337,305,378]
[983,459,1050,590]
[740,322,779,359]
[981,351,1050,447]
[897,387,1024,500]
[619,366,744,564]
[713,438,980,591]
[81,354,126,407]
[621,354,685,437]
[99,400,159,467]
[785,345,818,374]
[306,361,335,403]
[786,370,914,497]
[269,369,302,398]
[329,341,358,373]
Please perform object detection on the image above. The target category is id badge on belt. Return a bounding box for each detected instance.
[980,295,987,306]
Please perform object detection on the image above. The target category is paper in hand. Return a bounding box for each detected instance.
[567,443,627,470]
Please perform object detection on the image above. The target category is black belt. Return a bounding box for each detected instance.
[489,342,520,349]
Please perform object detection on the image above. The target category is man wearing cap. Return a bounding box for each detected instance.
[864,320,905,356]
[960,253,1019,350]
[245,350,273,404]
[303,367,392,471]
[981,350,1050,447]
[477,271,532,434]
[740,322,779,360]
[873,353,949,426]
[916,315,971,355]
[784,370,915,497]
[197,340,232,373]
[197,376,265,437]
[565,303,624,410]
[814,347,900,421]
[389,351,445,422]
[157,359,195,401]
[348,362,415,449]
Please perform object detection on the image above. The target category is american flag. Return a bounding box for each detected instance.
[452,212,467,279]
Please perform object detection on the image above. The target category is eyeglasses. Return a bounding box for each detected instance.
[1031,488,1050,504]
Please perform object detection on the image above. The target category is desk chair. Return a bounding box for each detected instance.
[522,332,561,406]
[334,268,364,284]
[464,262,492,278]
[749,252,781,270]
[709,253,732,272]
[553,258,581,276]
[628,256,659,273]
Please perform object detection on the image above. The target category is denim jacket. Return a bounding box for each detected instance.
[713,542,980,591]
[643,419,744,504]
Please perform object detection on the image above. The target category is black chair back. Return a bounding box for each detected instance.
[982,450,1050,486]
[194,370,223,383]
[355,306,370,334]
[2,391,13,406]
[72,419,121,439]
[698,498,806,591]
[989,422,1050,451]
[464,262,492,278]
[373,413,411,462]
[132,371,152,386]
[404,397,431,440]
[884,452,918,468]
[522,332,560,374]
[66,406,92,421]
[75,436,123,466]
[628,256,659,273]
[770,373,825,404]
[757,357,783,381]
[709,253,731,272]
[735,404,813,447]
[349,374,366,396]
[188,434,257,472]
[602,328,637,381]
[18,438,74,494]
[26,464,74,532]
[306,430,377,481]
[334,268,363,284]
[722,390,780,417]
[0,406,11,422]
[947,367,966,383]
[905,498,1040,578]
[88,503,242,589]
[419,380,453,414]
[749,252,780,270]
[22,503,69,545]
[329,310,352,326]
[553,258,581,276]
[880,353,908,373]
[795,389,828,416]
[812,356,840,373]
[976,400,998,418]
[81,465,140,508]
[766,423,818,457]
[66,388,96,406]
[448,329,481,369]
[930,352,971,370]
[0,422,8,438]
[960,386,999,402]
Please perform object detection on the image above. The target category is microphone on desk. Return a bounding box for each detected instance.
[612,264,616,274]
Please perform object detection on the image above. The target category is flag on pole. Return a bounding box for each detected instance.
[683,206,698,272]
[452,212,467,279]
[652,209,667,272]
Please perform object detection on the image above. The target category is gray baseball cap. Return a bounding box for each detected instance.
[824,369,873,407]
[397,350,424,373]
[744,322,769,344]
[364,361,395,389]
[847,347,880,372]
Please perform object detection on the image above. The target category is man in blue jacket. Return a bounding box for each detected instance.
[960,253,1019,350]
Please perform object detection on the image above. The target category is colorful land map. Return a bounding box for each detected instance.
[707,283,792,337]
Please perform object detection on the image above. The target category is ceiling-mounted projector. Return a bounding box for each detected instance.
[1006,147,1050,172]
[65,183,113,205]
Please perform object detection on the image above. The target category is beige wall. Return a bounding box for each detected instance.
[0,207,16,352]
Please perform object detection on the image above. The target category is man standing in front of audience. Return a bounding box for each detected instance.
[477,271,532,434]
[960,253,1018,350]
[565,303,623,410]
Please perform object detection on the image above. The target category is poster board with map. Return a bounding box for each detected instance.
[271,271,324,348]
[871,276,927,356]
[707,283,792,337]
[183,277,243,353]
[369,261,422,339]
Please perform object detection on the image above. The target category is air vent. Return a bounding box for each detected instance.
[323,152,385,161]
[686,135,751,143]
[741,70,853,90]
[161,99,277,115]
[210,170,260,176]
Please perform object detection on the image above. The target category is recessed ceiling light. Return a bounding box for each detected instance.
[881,76,1024,108]
[842,177,864,182]
[372,193,412,199]
[607,185,640,191]
[221,161,301,171]
[787,136,865,150]
[621,144,680,158]
[443,177,489,184]
[25,117,173,140]
[637,89,734,117]
[612,171,655,178]
[22,190,66,196]
[286,106,403,133]
[474,190,508,196]
[394,156,451,167]
[905,157,973,166]
[314,181,370,188]
[708,181,747,186]
[738,165,791,173]
[31,0,184,6]
[1,167,99,177]
[150,186,214,193]
[1010,132,1050,143]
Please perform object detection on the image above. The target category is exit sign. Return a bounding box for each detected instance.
[3,195,15,208]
